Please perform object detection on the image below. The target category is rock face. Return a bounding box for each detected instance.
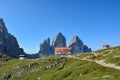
[38,33,92,57]
[26,53,39,59]
[51,32,66,54]
[39,38,51,57]
[83,45,92,53]
[38,33,67,56]
[0,19,91,58]
[68,35,91,54]
[0,18,25,58]
[52,32,66,48]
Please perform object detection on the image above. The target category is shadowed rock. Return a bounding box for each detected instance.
[50,32,66,55]
[68,35,91,54]
[52,32,66,48]
[0,18,25,58]
[83,45,92,52]
[39,38,51,57]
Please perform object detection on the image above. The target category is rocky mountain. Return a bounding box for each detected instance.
[26,53,39,59]
[0,18,91,58]
[68,35,91,54]
[0,18,25,58]
[38,33,67,56]
[52,32,66,48]
[83,45,92,52]
[38,33,91,57]
[51,32,67,54]
[38,38,52,57]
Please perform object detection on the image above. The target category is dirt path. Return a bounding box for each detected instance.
[91,52,120,69]
[92,51,112,57]
[65,55,120,70]
[95,60,120,70]
[92,52,98,56]
[65,55,80,60]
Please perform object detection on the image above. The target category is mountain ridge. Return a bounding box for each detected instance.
[0,18,25,58]
[0,18,91,58]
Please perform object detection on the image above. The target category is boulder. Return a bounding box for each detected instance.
[2,73,11,79]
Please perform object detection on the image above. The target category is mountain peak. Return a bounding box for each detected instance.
[0,18,4,23]
[57,32,63,35]
[72,35,80,42]
[68,35,91,54]
[0,18,6,29]
[52,32,66,47]
[69,35,84,46]
[0,18,25,58]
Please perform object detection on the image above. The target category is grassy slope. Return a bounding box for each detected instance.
[91,46,120,65]
[0,46,120,80]
[95,46,120,65]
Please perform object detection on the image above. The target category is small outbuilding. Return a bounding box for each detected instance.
[19,54,26,60]
[103,44,110,49]
[55,47,71,55]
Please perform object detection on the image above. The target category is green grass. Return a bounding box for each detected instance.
[74,52,95,59]
[93,46,120,65]
[1,46,120,80]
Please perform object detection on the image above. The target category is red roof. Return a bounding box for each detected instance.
[55,47,71,52]
[103,44,110,48]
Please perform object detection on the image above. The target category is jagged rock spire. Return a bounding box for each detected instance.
[0,18,8,37]
[0,18,5,27]
[0,18,25,58]
[38,32,67,57]
[52,32,66,47]
[69,35,84,46]
[68,35,84,54]
[68,35,91,54]
[39,38,51,57]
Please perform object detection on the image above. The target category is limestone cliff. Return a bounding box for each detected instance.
[0,18,25,58]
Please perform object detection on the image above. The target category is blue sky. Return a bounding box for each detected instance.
[0,0,120,54]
